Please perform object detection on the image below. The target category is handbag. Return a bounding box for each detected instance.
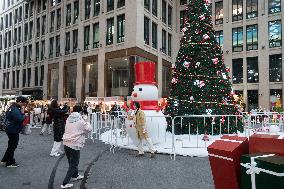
[22,116,30,126]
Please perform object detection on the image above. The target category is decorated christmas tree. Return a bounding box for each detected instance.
[165,0,243,134]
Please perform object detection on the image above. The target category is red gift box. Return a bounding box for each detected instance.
[249,134,284,156]
[207,135,249,189]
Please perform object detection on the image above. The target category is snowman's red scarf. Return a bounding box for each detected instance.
[137,101,160,111]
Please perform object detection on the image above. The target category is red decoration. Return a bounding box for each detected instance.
[134,62,156,85]
[207,135,249,189]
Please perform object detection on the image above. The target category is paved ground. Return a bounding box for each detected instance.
[0,128,214,189]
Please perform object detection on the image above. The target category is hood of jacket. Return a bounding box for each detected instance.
[67,112,82,123]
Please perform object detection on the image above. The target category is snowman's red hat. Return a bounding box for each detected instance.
[135,62,156,84]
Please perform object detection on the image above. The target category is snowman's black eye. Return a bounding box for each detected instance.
[139,88,142,91]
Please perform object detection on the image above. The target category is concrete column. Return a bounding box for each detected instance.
[43,61,48,100]
[58,59,64,101]
[76,55,83,101]
[97,50,105,97]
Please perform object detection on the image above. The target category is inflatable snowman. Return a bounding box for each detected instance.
[125,62,167,144]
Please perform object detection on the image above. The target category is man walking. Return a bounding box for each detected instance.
[1,96,28,167]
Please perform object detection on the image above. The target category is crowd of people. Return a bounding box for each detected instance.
[0,97,156,188]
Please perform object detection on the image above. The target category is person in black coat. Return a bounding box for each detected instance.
[1,96,28,167]
[49,100,69,157]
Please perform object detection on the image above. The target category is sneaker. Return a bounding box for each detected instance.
[6,163,19,168]
[0,161,6,166]
[60,183,73,189]
[71,175,84,182]
[136,154,144,157]
[50,152,61,157]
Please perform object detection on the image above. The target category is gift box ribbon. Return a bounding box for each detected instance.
[240,154,284,189]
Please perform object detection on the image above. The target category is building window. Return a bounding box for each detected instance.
[49,37,54,58]
[12,71,15,88]
[180,0,187,5]
[232,27,243,52]
[50,0,56,7]
[0,17,3,31]
[162,66,171,97]
[14,28,17,45]
[94,0,100,16]
[106,18,114,45]
[13,50,16,67]
[37,0,41,13]
[18,26,21,43]
[152,0,157,16]
[66,4,71,26]
[162,0,167,24]
[23,46,27,64]
[65,32,70,54]
[246,24,258,51]
[7,52,10,68]
[232,0,243,22]
[64,64,77,98]
[107,0,114,12]
[41,40,45,60]
[5,15,8,29]
[85,0,91,20]
[168,5,172,28]
[162,29,166,54]
[17,48,20,65]
[117,14,125,43]
[19,7,22,22]
[55,9,61,30]
[152,22,157,49]
[22,69,26,87]
[144,0,150,11]
[73,29,78,52]
[55,35,60,57]
[74,1,79,24]
[25,3,29,19]
[36,18,40,37]
[30,1,34,17]
[269,20,282,48]
[6,72,10,89]
[40,65,44,86]
[35,66,38,86]
[215,30,224,48]
[269,54,282,82]
[117,0,125,8]
[29,21,33,40]
[50,11,55,32]
[84,25,90,50]
[28,45,32,62]
[270,89,282,110]
[27,68,31,87]
[15,9,18,24]
[246,0,258,18]
[248,90,258,110]
[36,42,39,61]
[180,10,186,30]
[92,24,99,48]
[247,57,259,83]
[232,58,243,84]
[215,1,223,25]
[144,16,150,45]
[16,70,20,88]
[168,33,172,56]
[42,15,46,35]
[269,0,281,14]
[24,23,28,41]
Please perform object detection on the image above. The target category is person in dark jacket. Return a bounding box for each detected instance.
[40,105,53,135]
[49,100,69,157]
[1,96,28,167]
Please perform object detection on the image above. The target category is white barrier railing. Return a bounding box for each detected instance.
[87,112,284,160]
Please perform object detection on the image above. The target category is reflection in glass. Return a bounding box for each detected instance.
[269,20,282,48]
[246,0,258,19]
[232,58,243,84]
[232,0,243,21]
[65,64,77,98]
[215,1,223,25]
[232,27,243,52]
[269,54,282,82]
[248,90,258,110]
[269,0,281,14]
[246,24,258,51]
[215,30,223,48]
[247,57,259,83]
[270,89,282,110]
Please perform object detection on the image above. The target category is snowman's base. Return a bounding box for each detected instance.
[100,129,284,157]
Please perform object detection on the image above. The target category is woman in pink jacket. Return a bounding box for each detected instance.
[61,105,92,189]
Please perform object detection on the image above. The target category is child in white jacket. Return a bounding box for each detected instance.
[61,105,92,189]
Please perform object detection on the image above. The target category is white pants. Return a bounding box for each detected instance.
[137,138,155,154]
[41,123,52,134]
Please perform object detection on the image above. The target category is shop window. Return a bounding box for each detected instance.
[247,90,258,110]
[270,89,282,110]
[269,54,282,82]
